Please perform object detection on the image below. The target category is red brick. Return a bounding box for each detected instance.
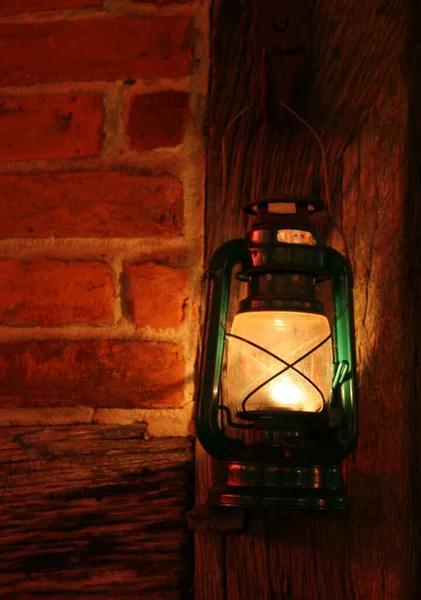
[0,18,192,86]
[0,341,184,408]
[0,94,103,163]
[0,0,102,16]
[0,172,183,238]
[125,262,189,328]
[0,259,115,326]
[128,91,190,152]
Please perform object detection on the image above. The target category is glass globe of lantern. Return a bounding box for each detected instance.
[226,310,333,416]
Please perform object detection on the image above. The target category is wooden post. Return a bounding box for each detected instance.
[195,0,414,598]
[408,0,421,596]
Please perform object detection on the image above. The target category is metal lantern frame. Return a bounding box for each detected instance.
[196,197,358,510]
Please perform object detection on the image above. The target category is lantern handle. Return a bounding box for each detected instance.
[195,239,252,460]
[322,246,358,452]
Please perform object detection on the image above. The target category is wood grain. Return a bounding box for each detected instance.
[194,442,225,600]
[408,0,421,596]
[0,425,194,599]
[205,0,406,259]
[197,0,412,598]
[343,77,410,600]
[187,505,245,533]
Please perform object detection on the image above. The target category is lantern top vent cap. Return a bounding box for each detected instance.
[244,196,325,217]
[244,197,324,236]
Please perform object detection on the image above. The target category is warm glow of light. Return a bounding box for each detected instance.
[226,311,333,414]
[270,378,302,407]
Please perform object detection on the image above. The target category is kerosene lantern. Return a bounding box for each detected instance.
[196,197,358,509]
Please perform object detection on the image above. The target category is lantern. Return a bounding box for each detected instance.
[196,197,358,509]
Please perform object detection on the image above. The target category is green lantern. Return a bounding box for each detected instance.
[196,197,358,509]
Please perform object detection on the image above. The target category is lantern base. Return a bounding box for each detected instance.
[209,463,346,510]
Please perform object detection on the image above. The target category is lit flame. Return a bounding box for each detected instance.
[270,379,302,407]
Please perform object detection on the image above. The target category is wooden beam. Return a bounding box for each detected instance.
[197,0,412,598]
[193,443,225,600]
[408,0,421,595]
[0,425,193,599]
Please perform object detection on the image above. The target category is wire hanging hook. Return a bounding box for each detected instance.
[278,100,351,263]
[218,100,352,263]
[221,104,257,211]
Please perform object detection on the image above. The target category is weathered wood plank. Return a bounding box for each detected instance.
[266,512,354,600]
[0,425,194,599]
[226,511,273,600]
[342,76,410,600]
[406,0,421,596]
[194,442,224,600]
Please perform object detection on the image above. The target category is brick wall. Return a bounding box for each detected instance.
[0,0,208,437]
